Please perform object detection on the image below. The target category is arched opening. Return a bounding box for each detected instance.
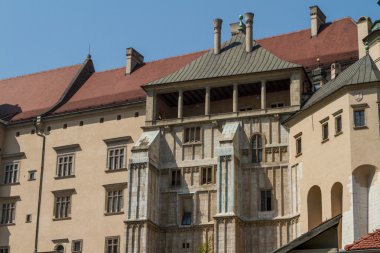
[251,134,263,163]
[331,182,343,249]
[307,185,322,230]
[352,165,378,240]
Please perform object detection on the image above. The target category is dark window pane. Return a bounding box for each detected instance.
[181,212,192,225]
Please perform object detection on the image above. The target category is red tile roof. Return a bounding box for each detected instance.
[0,65,82,121]
[345,229,380,251]
[54,51,206,114]
[0,17,359,121]
[258,18,358,69]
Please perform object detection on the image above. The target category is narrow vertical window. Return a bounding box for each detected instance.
[171,169,181,187]
[201,167,214,185]
[296,137,302,156]
[252,134,263,163]
[184,127,201,143]
[0,247,10,253]
[72,240,83,253]
[260,189,272,211]
[354,109,366,128]
[322,122,329,141]
[335,115,342,134]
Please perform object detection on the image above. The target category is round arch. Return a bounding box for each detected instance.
[331,182,343,249]
[307,185,322,230]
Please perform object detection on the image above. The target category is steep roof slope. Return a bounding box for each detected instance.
[345,229,380,251]
[0,64,82,121]
[55,51,206,114]
[303,54,380,110]
[258,18,358,68]
[147,32,301,86]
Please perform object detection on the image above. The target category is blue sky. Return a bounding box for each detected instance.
[0,0,378,79]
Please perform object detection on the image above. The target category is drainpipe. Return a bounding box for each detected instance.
[33,116,46,253]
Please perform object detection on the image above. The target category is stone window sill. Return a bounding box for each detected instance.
[334,131,343,137]
[1,182,20,186]
[354,126,368,130]
[0,222,15,227]
[182,142,202,147]
[53,217,71,221]
[54,175,75,180]
[321,138,329,144]
[105,168,128,174]
[104,211,124,216]
[295,152,302,158]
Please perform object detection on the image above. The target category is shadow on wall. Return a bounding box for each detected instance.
[352,164,379,240]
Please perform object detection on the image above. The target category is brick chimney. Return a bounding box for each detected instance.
[213,18,223,54]
[245,12,254,53]
[126,48,144,75]
[310,6,326,37]
[357,17,373,58]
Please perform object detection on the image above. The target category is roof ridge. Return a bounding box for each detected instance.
[257,17,354,41]
[0,63,82,82]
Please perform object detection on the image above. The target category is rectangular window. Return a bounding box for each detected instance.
[3,163,19,184]
[296,137,302,156]
[56,154,74,178]
[260,190,272,212]
[107,147,125,171]
[354,109,366,127]
[105,237,119,253]
[0,247,9,253]
[201,167,214,185]
[26,214,32,223]
[106,190,123,214]
[171,169,181,187]
[1,202,16,225]
[322,122,329,141]
[72,240,83,253]
[184,127,201,143]
[335,115,342,134]
[28,171,36,181]
[54,195,71,219]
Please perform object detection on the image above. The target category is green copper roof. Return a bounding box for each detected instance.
[372,19,380,32]
[303,54,380,109]
[146,33,301,86]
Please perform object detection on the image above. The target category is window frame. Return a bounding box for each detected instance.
[296,136,302,156]
[55,153,75,178]
[104,236,120,253]
[335,115,343,135]
[106,146,126,171]
[105,189,124,214]
[170,169,182,188]
[52,189,75,220]
[260,189,272,212]
[354,109,366,128]
[0,201,16,225]
[72,239,83,253]
[3,162,20,185]
[0,246,9,253]
[184,126,201,144]
[251,134,263,163]
[321,122,329,142]
[201,166,215,185]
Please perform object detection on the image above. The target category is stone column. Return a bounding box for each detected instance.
[261,80,266,109]
[205,86,210,115]
[290,72,302,106]
[178,89,183,118]
[233,84,238,113]
[146,90,156,122]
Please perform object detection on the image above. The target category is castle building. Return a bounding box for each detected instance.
[0,6,379,253]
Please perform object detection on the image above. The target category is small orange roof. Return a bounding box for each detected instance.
[345,229,380,251]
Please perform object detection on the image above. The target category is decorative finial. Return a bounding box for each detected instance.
[365,42,369,54]
[238,14,244,31]
[316,57,320,66]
